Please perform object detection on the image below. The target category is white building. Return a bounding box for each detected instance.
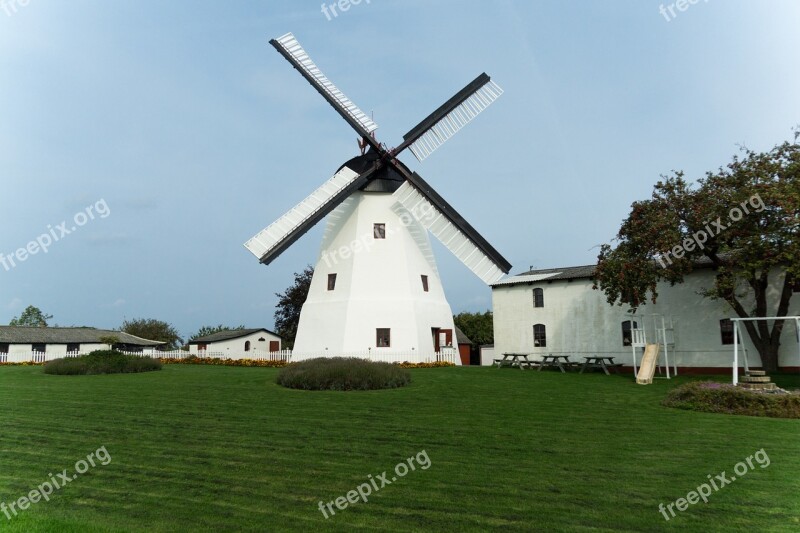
[490,264,800,372]
[291,191,459,364]
[187,328,282,357]
[0,326,164,362]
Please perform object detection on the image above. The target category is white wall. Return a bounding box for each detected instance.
[189,330,281,356]
[491,268,800,368]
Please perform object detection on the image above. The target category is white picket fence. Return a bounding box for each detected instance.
[0,347,457,365]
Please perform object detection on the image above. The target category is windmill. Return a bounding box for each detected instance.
[245,33,511,363]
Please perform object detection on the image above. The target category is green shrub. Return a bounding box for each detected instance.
[276,357,411,391]
[662,381,800,419]
[44,350,162,375]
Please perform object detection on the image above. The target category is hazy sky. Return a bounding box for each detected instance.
[2,0,798,340]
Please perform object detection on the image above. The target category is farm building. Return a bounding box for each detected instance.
[454,325,474,365]
[490,263,800,372]
[0,326,164,362]
[187,328,282,356]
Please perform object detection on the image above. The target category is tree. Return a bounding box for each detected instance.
[98,335,121,349]
[454,311,494,346]
[9,305,53,327]
[121,318,183,350]
[189,324,246,341]
[274,265,314,349]
[594,135,799,372]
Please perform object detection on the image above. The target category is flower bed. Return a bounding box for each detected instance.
[662,381,800,419]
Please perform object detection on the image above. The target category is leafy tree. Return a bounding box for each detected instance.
[98,334,121,349]
[121,318,183,350]
[189,324,247,341]
[454,311,494,346]
[9,305,53,327]
[274,265,314,349]
[594,135,799,372]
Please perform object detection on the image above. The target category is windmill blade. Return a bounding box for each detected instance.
[391,174,511,285]
[245,165,375,265]
[398,73,503,162]
[270,33,379,145]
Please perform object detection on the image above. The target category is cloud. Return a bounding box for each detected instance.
[101,298,126,309]
[6,297,22,310]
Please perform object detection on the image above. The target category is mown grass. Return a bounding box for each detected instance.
[0,366,798,532]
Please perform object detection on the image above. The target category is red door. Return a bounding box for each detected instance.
[269,340,279,352]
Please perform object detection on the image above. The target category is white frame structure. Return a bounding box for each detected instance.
[629,314,676,378]
[731,316,800,385]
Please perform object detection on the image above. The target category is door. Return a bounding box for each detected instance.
[431,328,440,351]
[269,340,279,352]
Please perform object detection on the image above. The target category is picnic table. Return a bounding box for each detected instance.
[538,354,571,373]
[580,356,620,375]
[494,353,534,370]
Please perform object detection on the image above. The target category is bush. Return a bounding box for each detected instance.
[662,381,800,419]
[277,357,412,391]
[44,350,162,375]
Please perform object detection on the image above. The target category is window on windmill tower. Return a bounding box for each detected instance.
[376,328,391,347]
[245,340,251,352]
[421,275,429,292]
[792,275,800,292]
[373,223,386,239]
[327,273,337,291]
[532,288,544,308]
[533,324,547,347]
[621,320,638,347]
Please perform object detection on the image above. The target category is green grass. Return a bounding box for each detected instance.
[0,366,798,532]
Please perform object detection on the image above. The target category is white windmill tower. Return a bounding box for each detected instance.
[245,33,511,364]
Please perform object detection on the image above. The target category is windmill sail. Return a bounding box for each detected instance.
[245,166,370,265]
[392,179,509,285]
[270,32,378,139]
[400,73,503,162]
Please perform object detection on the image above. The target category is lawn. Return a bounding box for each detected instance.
[0,366,798,532]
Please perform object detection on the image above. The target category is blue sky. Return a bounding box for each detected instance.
[1,0,798,340]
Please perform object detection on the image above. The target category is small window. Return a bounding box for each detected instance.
[533,288,544,308]
[244,340,251,352]
[720,319,740,345]
[198,343,208,352]
[373,223,386,239]
[533,324,546,347]
[376,328,391,347]
[621,321,638,347]
[421,275,429,292]
[328,273,337,291]
[32,343,46,354]
[66,343,80,354]
[0,343,8,354]
[258,337,266,342]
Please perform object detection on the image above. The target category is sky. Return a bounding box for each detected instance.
[1,0,799,341]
